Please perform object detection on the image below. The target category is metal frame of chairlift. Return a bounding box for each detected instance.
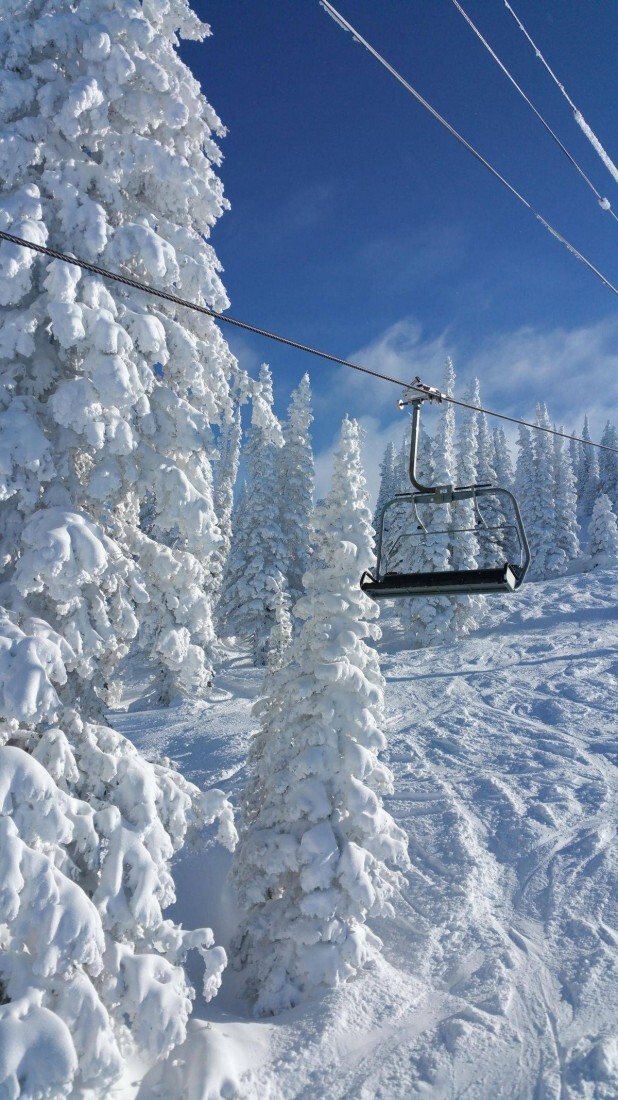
[360,379,531,599]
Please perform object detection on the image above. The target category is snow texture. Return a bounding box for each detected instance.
[115,565,618,1099]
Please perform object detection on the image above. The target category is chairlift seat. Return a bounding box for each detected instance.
[360,562,519,599]
[363,387,530,602]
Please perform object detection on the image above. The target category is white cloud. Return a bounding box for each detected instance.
[313,312,618,506]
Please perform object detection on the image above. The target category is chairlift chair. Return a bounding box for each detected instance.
[360,381,530,600]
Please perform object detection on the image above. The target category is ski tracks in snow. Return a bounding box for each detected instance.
[122,571,618,1099]
[378,572,618,1098]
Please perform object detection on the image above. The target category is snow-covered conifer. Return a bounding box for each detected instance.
[217,366,289,665]
[452,378,483,636]
[433,357,457,488]
[493,426,514,491]
[267,584,293,671]
[553,431,580,569]
[212,400,242,591]
[278,374,315,605]
[577,418,600,518]
[0,0,244,704]
[231,418,409,1015]
[0,1,238,1090]
[476,412,511,568]
[598,421,618,512]
[373,440,397,534]
[569,432,581,494]
[516,406,559,578]
[588,493,618,564]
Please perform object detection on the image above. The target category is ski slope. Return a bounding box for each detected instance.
[115,568,618,1100]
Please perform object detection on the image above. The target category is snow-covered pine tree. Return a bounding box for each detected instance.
[212,399,242,595]
[0,2,238,1092]
[373,440,397,533]
[476,411,510,568]
[231,417,409,1015]
[0,0,244,704]
[267,584,293,671]
[598,421,618,512]
[517,405,558,578]
[553,430,580,570]
[278,373,315,606]
[452,378,484,636]
[588,493,618,564]
[382,426,419,569]
[577,417,600,518]
[493,425,515,491]
[569,432,581,497]
[515,423,535,551]
[433,357,457,490]
[217,365,289,665]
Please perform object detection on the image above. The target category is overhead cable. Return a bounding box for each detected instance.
[502,0,618,189]
[0,226,616,455]
[319,1,618,299]
[448,0,616,222]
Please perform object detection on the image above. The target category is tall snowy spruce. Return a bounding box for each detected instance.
[518,406,558,578]
[373,440,397,534]
[231,418,409,1015]
[452,377,484,636]
[576,417,600,518]
[588,493,618,565]
[553,431,580,570]
[217,365,289,665]
[278,373,315,606]
[0,1,238,1094]
[598,421,618,513]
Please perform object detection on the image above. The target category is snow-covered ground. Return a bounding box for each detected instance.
[114,568,618,1100]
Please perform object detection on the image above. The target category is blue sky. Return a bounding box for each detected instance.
[182,1,618,498]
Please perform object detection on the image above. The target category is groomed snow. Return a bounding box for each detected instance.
[115,567,618,1099]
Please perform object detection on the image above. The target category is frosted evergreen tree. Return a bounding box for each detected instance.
[577,418,600,518]
[267,584,293,671]
[553,431,580,570]
[598,421,618,512]
[231,417,409,1015]
[476,412,509,567]
[217,365,289,665]
[515,423,537,569]
[433,357,457,489]
[515,425,534,502]
[493,426,514,491]
[279,373,315,605]
[0,2,239,1092]
[0,0,243,703]
[569,432,581,497]
[373,440,397,534]
[452,378,483,636]
[580,443,601,519]
[527,405,563,578]
[588,493,618,564]
[213,401,243,583]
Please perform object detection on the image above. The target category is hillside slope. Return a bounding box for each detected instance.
[116,568,618,1100]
